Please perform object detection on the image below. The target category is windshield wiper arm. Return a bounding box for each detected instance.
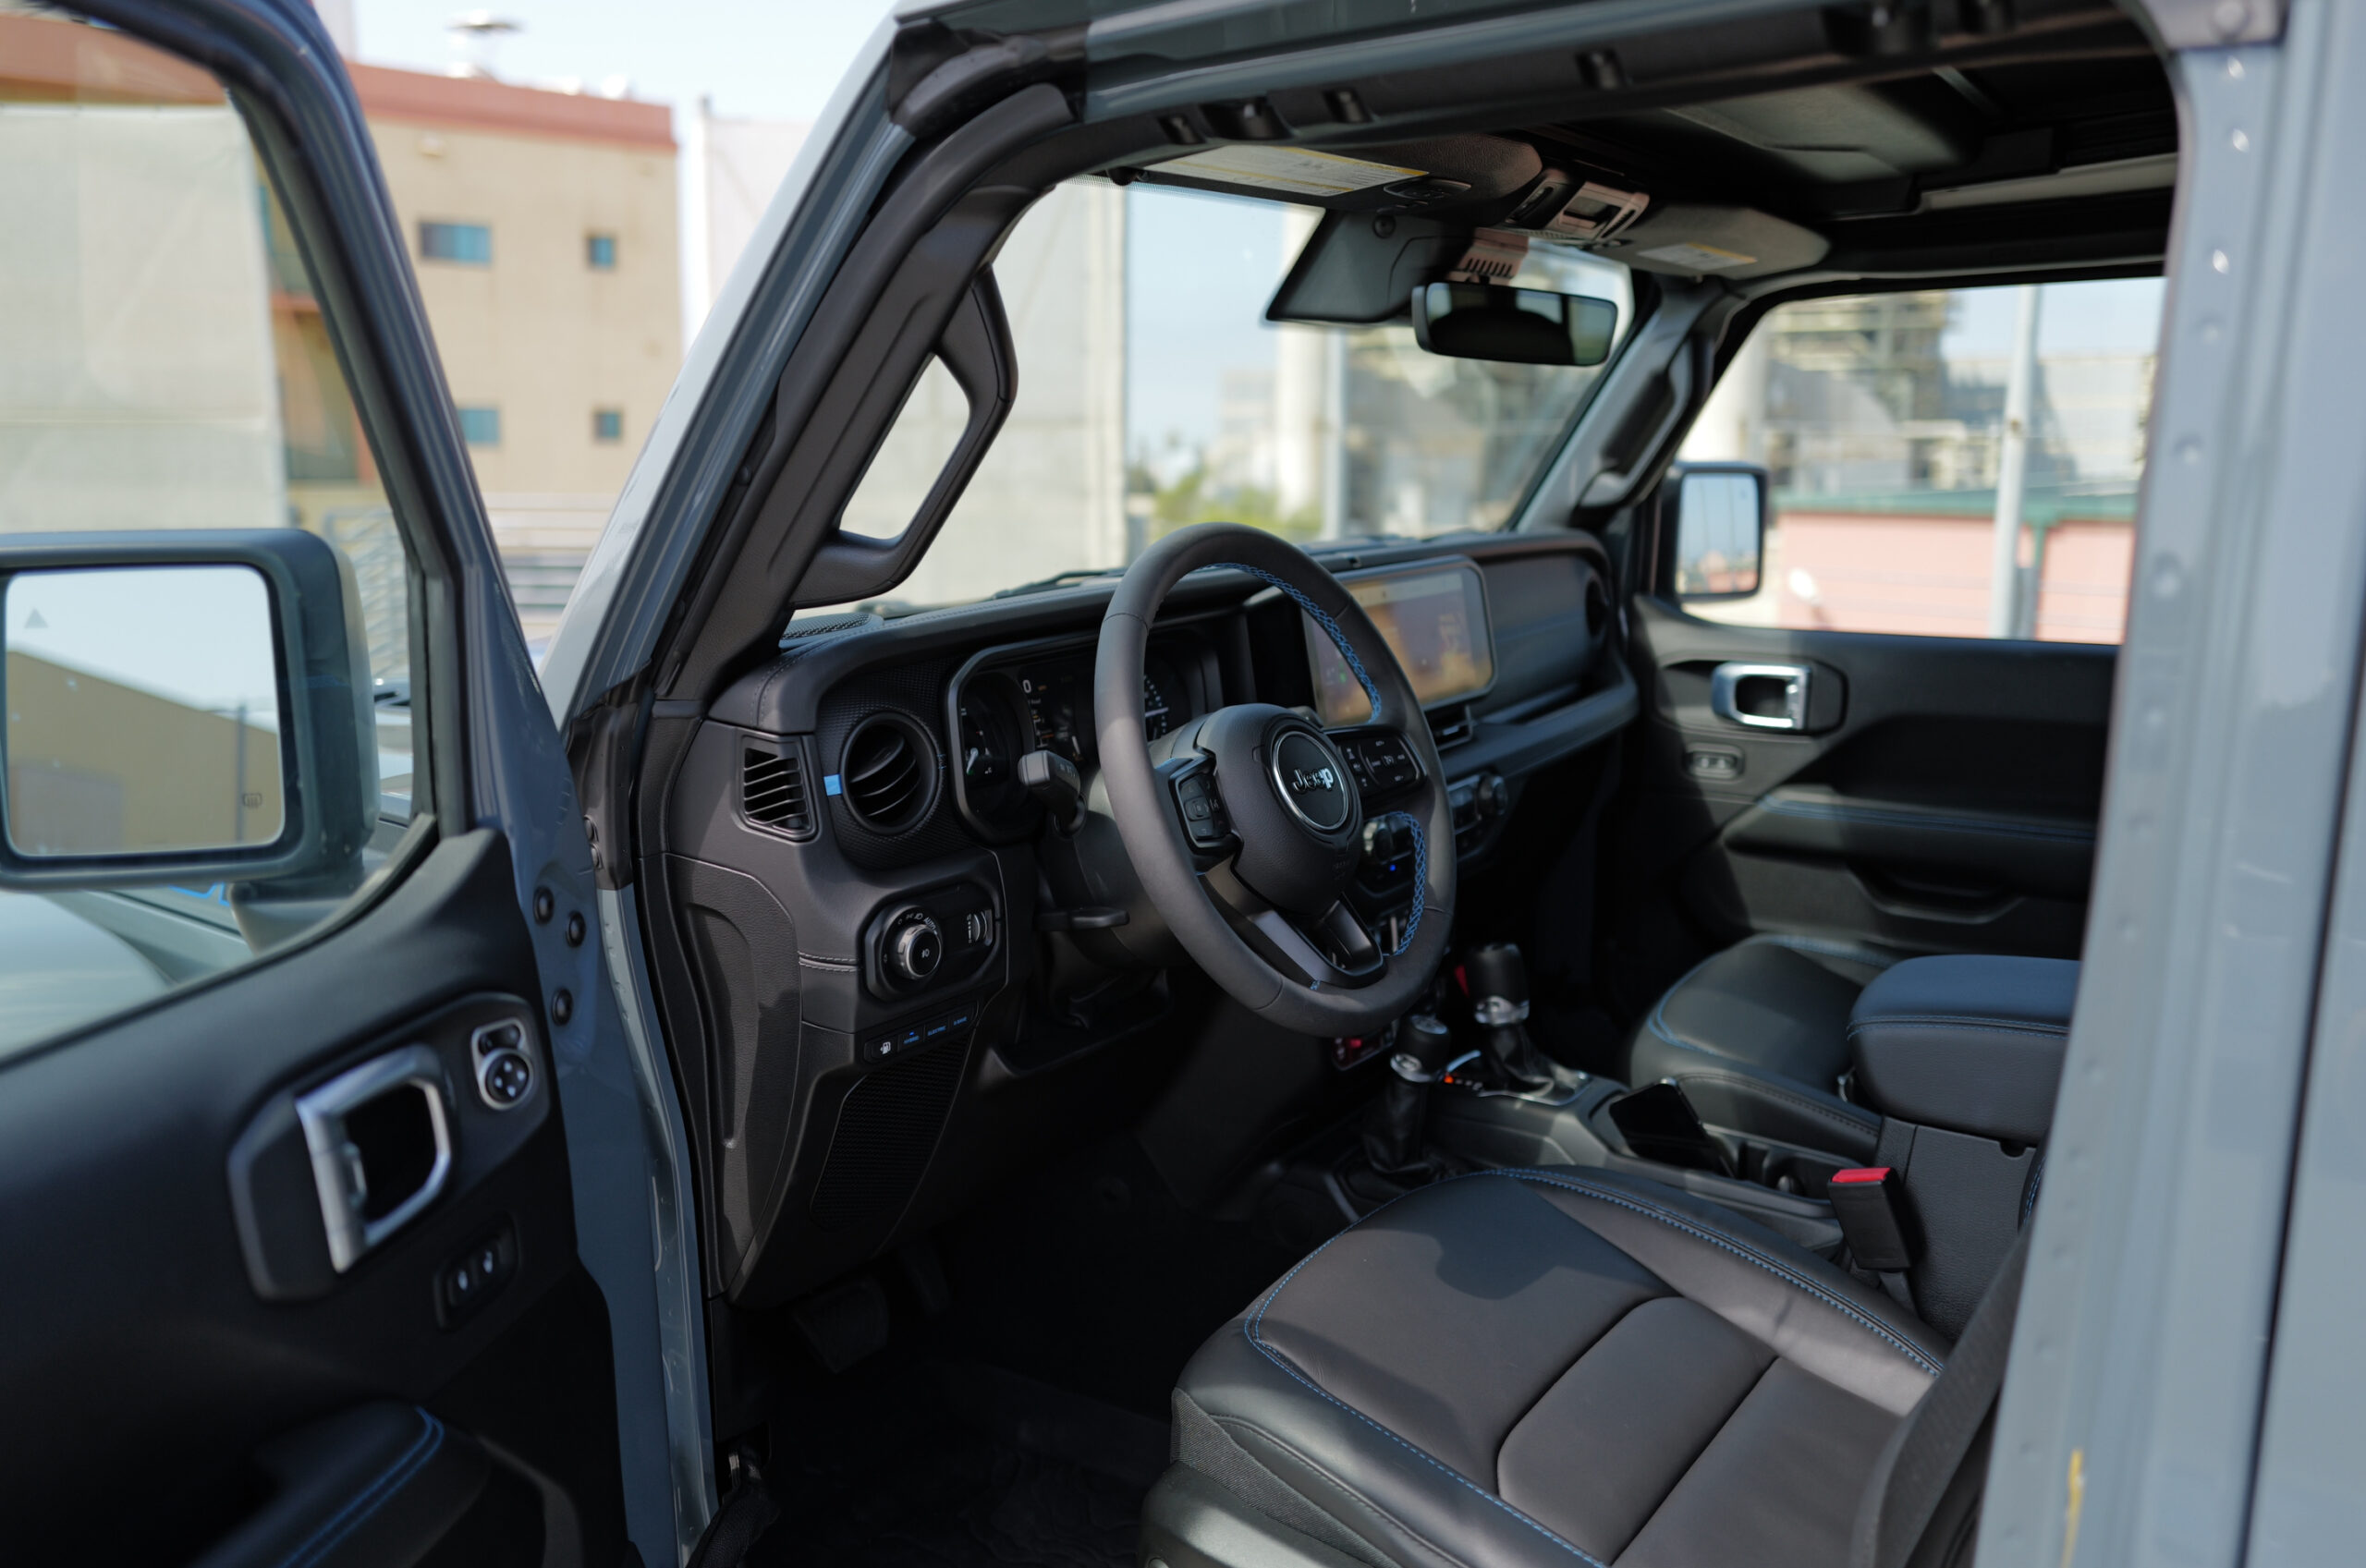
[989,567,1125,600]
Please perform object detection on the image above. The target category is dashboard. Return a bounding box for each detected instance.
[659,533,1637,1307]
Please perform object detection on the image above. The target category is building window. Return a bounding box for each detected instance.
[419,221,492,265]
[592,407,624,444]
[586,233,617,270]
[457,406,501,446]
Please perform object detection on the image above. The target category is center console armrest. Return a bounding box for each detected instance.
[1849,954,2079,1146]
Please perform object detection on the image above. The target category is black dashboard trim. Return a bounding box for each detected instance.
[716,533,1610,735]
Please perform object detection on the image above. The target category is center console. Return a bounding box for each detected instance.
[1376,944,2078,1330]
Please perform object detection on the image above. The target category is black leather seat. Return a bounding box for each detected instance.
[1146,1168,1988,1568]
[1619,937,1892,1161]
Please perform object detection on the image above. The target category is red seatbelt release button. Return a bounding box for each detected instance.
[1828,1166,1917,1273]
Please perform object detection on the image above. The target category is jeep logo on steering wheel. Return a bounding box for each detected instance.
[1271,730,1352,833]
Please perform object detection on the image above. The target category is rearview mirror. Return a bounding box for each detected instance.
[1409,282,1620,366]
[1669,464,1769,601]
[0,531,375,893]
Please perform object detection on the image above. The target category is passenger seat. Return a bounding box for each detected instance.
[1619,936,1894,1161]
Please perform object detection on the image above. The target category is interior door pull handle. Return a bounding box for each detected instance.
[295,1046,454,1272]
[1710,662,1812,731]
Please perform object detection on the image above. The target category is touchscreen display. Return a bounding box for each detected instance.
[1309,562,1494,726]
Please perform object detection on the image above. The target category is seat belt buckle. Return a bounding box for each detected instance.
[1828,1166,1917,1273]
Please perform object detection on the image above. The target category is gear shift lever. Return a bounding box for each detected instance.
[1465,942,1555,1090]
[1363,1015,1456,1177]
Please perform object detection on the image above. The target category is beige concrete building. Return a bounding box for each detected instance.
[350,66,683,644]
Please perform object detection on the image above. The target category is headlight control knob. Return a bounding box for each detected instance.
[887,915,944,985]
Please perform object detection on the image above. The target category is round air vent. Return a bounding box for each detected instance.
[838,713,939,833]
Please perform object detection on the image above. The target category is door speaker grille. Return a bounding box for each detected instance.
[810,1039,965,1233]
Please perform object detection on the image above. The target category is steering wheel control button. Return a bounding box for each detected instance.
[1171,766,1235,849]
[1338,730,1420,796]
[1271,730,1354,833]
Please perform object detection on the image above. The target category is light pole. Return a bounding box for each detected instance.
[1988,284,2043,638]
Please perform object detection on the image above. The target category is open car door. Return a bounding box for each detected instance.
[0,4,691,1562]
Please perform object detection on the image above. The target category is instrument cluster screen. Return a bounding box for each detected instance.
[1309,560,1494,726]
[1006,655,1183,765]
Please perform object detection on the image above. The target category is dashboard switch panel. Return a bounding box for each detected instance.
[864,881,998,1001]
[860,999,979,1066]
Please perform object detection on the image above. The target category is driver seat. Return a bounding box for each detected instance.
[1142,1169,2021,1568]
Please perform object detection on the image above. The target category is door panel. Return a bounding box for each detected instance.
[0,831,626,1562]
[0,2,642,1560]
[1626,597,2114,969]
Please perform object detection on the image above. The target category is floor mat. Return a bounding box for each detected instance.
[753,1361,1165,1568]
[927,1136,1309,1418]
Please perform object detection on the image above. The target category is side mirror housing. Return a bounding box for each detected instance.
[0,530,376,895]
[1668,463,1770,601]
[1409,282,1620,366]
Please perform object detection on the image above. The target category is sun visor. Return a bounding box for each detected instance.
[1615,204,1829,279]
[1265,212,1469,325]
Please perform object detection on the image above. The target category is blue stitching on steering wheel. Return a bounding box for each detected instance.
[1232,565,1382,720]
[1223,563,1423,956]
[1396,820,1426,956]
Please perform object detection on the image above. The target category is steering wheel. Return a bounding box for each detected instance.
[1094,524,1456,1037]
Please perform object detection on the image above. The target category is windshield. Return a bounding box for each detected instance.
[835,183,1635,610]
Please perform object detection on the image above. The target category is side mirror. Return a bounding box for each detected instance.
[1409,282,1620,366]
[1669,464,1770,601]
[0,531,376,895]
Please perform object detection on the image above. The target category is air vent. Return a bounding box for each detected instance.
[839,714,937,833]
[742,746,813,837]
[1429,703,1475,748]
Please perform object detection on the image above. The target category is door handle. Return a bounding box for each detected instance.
[1709,662,1811,732]
[295,1046,454,1272]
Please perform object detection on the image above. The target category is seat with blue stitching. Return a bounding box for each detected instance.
[1142,1165,1959,1568]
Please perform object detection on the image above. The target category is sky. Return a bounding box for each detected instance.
[11,566,279,718]
[350,1,897,122]
[1126,188,1292,461]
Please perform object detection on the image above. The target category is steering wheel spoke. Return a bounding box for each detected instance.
[1238,901,1385,991]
